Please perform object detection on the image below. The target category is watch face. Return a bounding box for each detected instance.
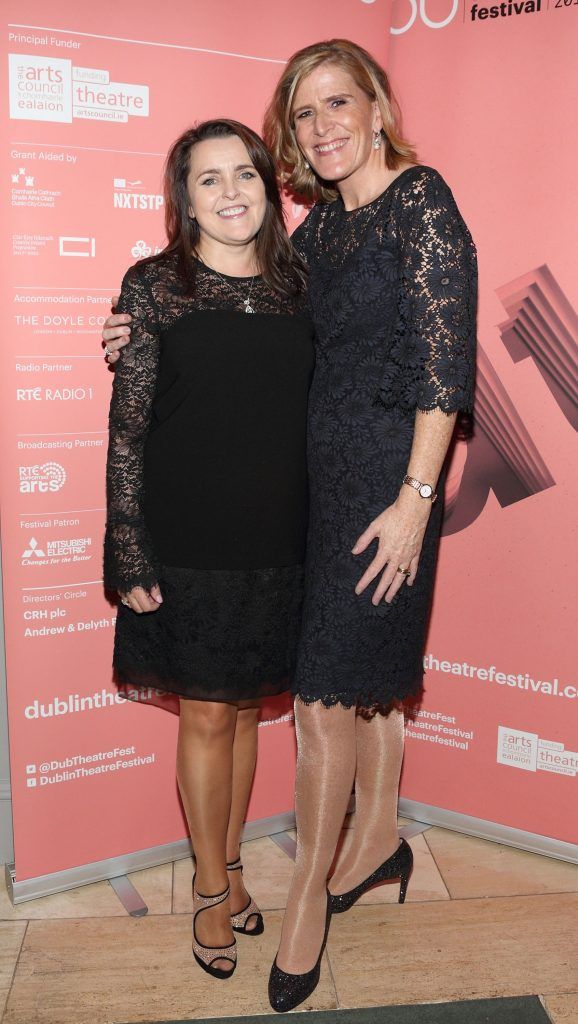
[419,484,433,499]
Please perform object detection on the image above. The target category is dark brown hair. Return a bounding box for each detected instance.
[264,39,417,203]
[147,118,306,297]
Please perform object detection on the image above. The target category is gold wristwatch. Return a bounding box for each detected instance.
[403,475,438,503]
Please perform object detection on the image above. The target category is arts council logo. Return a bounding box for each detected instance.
[497,726,578,777]
[19,462,67,494]
[8,54,149,124]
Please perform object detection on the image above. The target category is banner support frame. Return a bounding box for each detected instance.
[399,799,578,865]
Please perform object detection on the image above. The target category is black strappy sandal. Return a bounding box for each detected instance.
[227,857,265,935]
[192,877,237,979]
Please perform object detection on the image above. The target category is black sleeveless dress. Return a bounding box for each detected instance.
[104,254,314,702]
[290,166,477,709]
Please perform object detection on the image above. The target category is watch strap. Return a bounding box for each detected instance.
[403,475,437,503]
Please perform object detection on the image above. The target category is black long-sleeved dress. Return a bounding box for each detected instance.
[104,254,314,702]
[290,166,477,708]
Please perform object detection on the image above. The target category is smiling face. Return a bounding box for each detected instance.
[187,134,267,251]
[292,63,382,187]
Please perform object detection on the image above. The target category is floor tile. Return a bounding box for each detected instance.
[0,863,173,921]
[329,832,449,907]
[0,922,27,1019]
[326,892,578,1008]
[280,827,448,906]
[425,828,578,899]
[543,993,578,1024]
[3,909,336,1024]
[172,837,295,915]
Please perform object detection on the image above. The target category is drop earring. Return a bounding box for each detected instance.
[373,131,382,150]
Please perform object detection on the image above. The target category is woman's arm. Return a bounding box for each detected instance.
[354,170,477,604]
[104,267,162,612]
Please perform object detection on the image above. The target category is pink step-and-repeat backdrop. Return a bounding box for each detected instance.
[389,0,577,845]
[2,0,576,891]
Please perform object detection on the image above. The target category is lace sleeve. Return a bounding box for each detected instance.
[103,265,161,594]
[399,169,477,415]
[290,206,317,263]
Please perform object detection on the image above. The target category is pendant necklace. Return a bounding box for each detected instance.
[196,252,257,313]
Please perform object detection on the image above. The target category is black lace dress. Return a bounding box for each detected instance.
[104,253,314,702]
[291,166,477,708]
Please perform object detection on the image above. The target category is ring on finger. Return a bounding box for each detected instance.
[397,567,411,576]
[104,345,113,357]
[121,597,130,607]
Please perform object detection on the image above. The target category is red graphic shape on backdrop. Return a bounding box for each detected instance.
[498,265,578,432]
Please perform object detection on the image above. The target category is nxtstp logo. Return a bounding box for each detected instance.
[113,178,163,211]
[8,54,149,124]
[19,462,66,494]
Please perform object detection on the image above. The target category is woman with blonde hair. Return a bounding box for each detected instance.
[102,39,476,1010]
[262,38,476,1010]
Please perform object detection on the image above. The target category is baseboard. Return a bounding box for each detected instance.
[5,808,297,904]
[399,799,578,864]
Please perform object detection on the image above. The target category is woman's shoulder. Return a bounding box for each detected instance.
[391,164,454,208]
[122,249,179,287]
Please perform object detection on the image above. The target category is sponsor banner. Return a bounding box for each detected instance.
[390,0,578,845]
[1,1,391,884]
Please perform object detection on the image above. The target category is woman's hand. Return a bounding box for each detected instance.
[102,296,132,364]
[352,489,431,605]
[119,584,163,614]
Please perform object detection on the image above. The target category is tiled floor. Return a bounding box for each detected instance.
[1,824,577,1024]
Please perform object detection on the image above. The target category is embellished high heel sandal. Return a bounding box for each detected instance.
[268,891,331,1013]
[227,857,264,935]
[328,836,413,914]
[192,877,237,980]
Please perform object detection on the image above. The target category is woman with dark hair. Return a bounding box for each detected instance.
[104,119,313,980]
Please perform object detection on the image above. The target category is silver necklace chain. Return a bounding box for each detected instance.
[196,251,257,313]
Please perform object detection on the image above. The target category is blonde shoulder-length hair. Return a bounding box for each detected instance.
[263,38,417,204]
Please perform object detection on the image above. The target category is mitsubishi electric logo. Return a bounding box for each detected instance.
[22,538,45,560]
[22,536,92,566]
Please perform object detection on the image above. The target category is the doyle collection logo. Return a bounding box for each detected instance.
[497,727,578,777]
[22,536,91,566]
[470,0,542,19]
[8,54,149,124]
[19,462,66,494]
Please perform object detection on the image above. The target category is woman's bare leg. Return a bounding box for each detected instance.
[177,697,238,972]
[329,705,404,895]
[226,701,261,927]
[275,699,357,974]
